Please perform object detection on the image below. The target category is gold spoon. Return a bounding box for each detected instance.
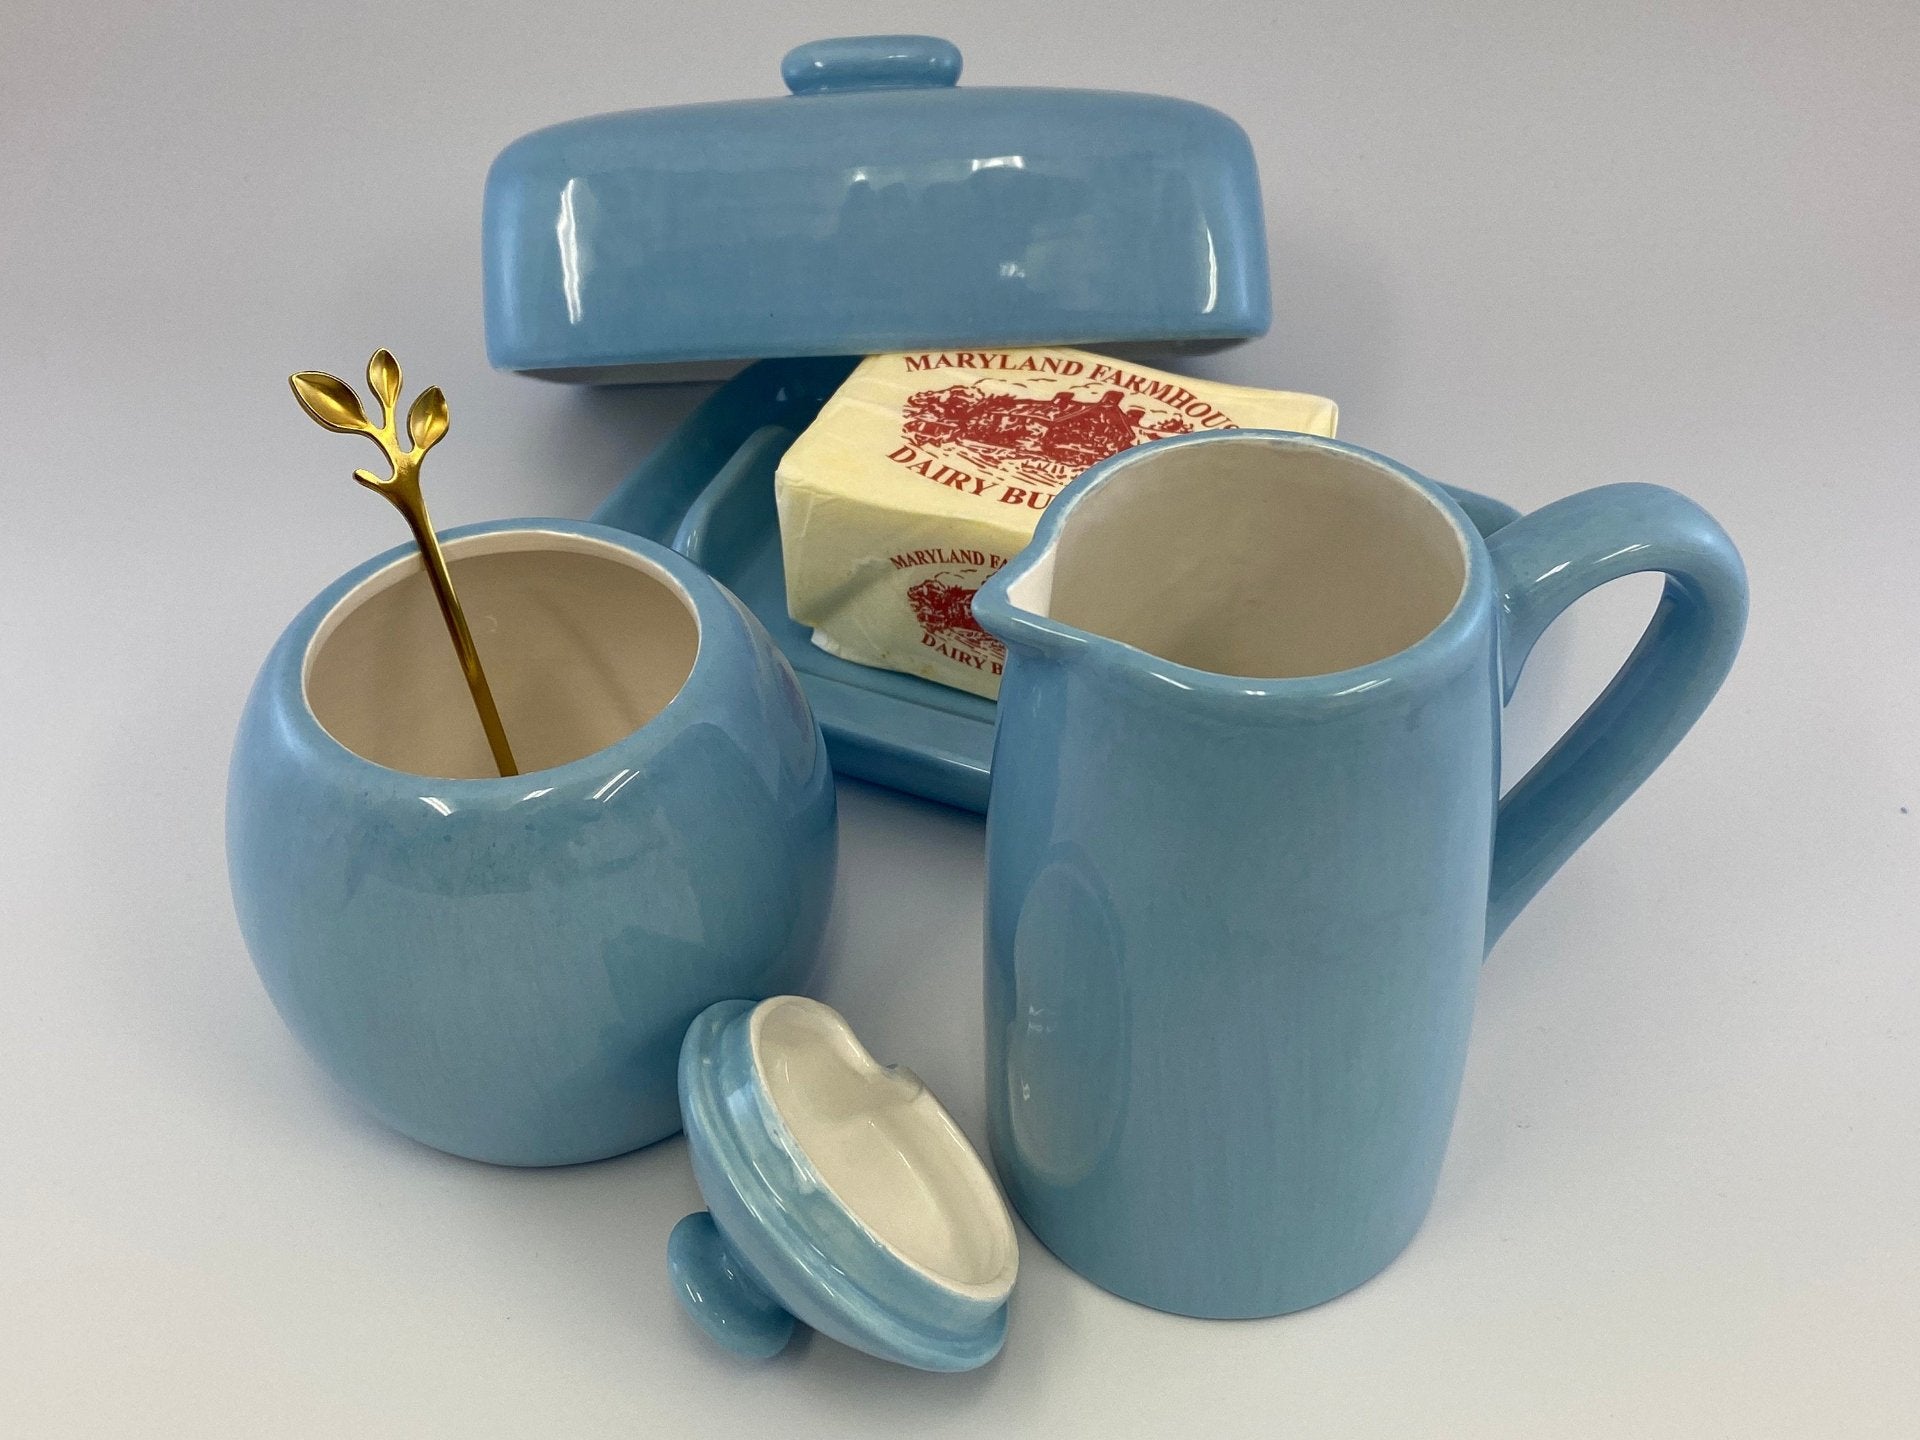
[290,350,519,778]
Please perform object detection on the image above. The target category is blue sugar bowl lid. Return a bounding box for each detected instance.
[484,35,1271,382]
[667,996,1018,1371]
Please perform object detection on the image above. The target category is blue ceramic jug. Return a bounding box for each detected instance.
[970,431,1746,1318]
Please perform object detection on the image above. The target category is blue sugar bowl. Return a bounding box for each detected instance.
[669,997,1018,1371]
[227,521,837,1166]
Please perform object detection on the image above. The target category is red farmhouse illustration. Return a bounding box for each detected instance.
[902,384,1192,479]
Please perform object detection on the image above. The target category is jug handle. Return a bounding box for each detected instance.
[1484,483,1747,950]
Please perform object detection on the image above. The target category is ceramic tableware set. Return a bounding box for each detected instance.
[227,36,1747,1369]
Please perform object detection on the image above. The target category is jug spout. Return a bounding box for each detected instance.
[971,535,1082,664]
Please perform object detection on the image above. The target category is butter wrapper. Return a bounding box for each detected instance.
[774,347,1338,699]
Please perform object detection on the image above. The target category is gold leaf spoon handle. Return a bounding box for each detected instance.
[388,491,519,779]
[290,350,520,778]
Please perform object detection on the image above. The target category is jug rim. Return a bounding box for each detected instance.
[262,519,719,793]
[972,429,1495,703]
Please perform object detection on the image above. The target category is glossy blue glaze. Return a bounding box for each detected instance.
[667,1212,794,1360]
[673,999,1011,1371]
[592,357,1526,811]
[781,34,962,95]
[483,36,1270,379]
[226,521,836,1167]
[971,432,1747,1317]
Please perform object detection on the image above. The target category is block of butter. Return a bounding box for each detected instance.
[774,347,1338,699]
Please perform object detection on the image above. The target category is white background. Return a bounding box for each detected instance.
[2,2,1915,1435]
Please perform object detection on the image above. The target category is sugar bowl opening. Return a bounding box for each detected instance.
[302,527,700,779]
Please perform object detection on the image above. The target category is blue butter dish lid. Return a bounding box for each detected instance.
[667,996,1019,1371]
[485,35,1271,383]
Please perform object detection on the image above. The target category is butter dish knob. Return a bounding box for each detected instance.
[781,36,961,95]
[667,1212,796,1359]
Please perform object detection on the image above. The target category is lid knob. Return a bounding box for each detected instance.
[782,36,962,95]
[667,1212,796,1359]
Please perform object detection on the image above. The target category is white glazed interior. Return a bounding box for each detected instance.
[1005,438,1470,679]
[303,529,699,779]
[750,997,1018,1303]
